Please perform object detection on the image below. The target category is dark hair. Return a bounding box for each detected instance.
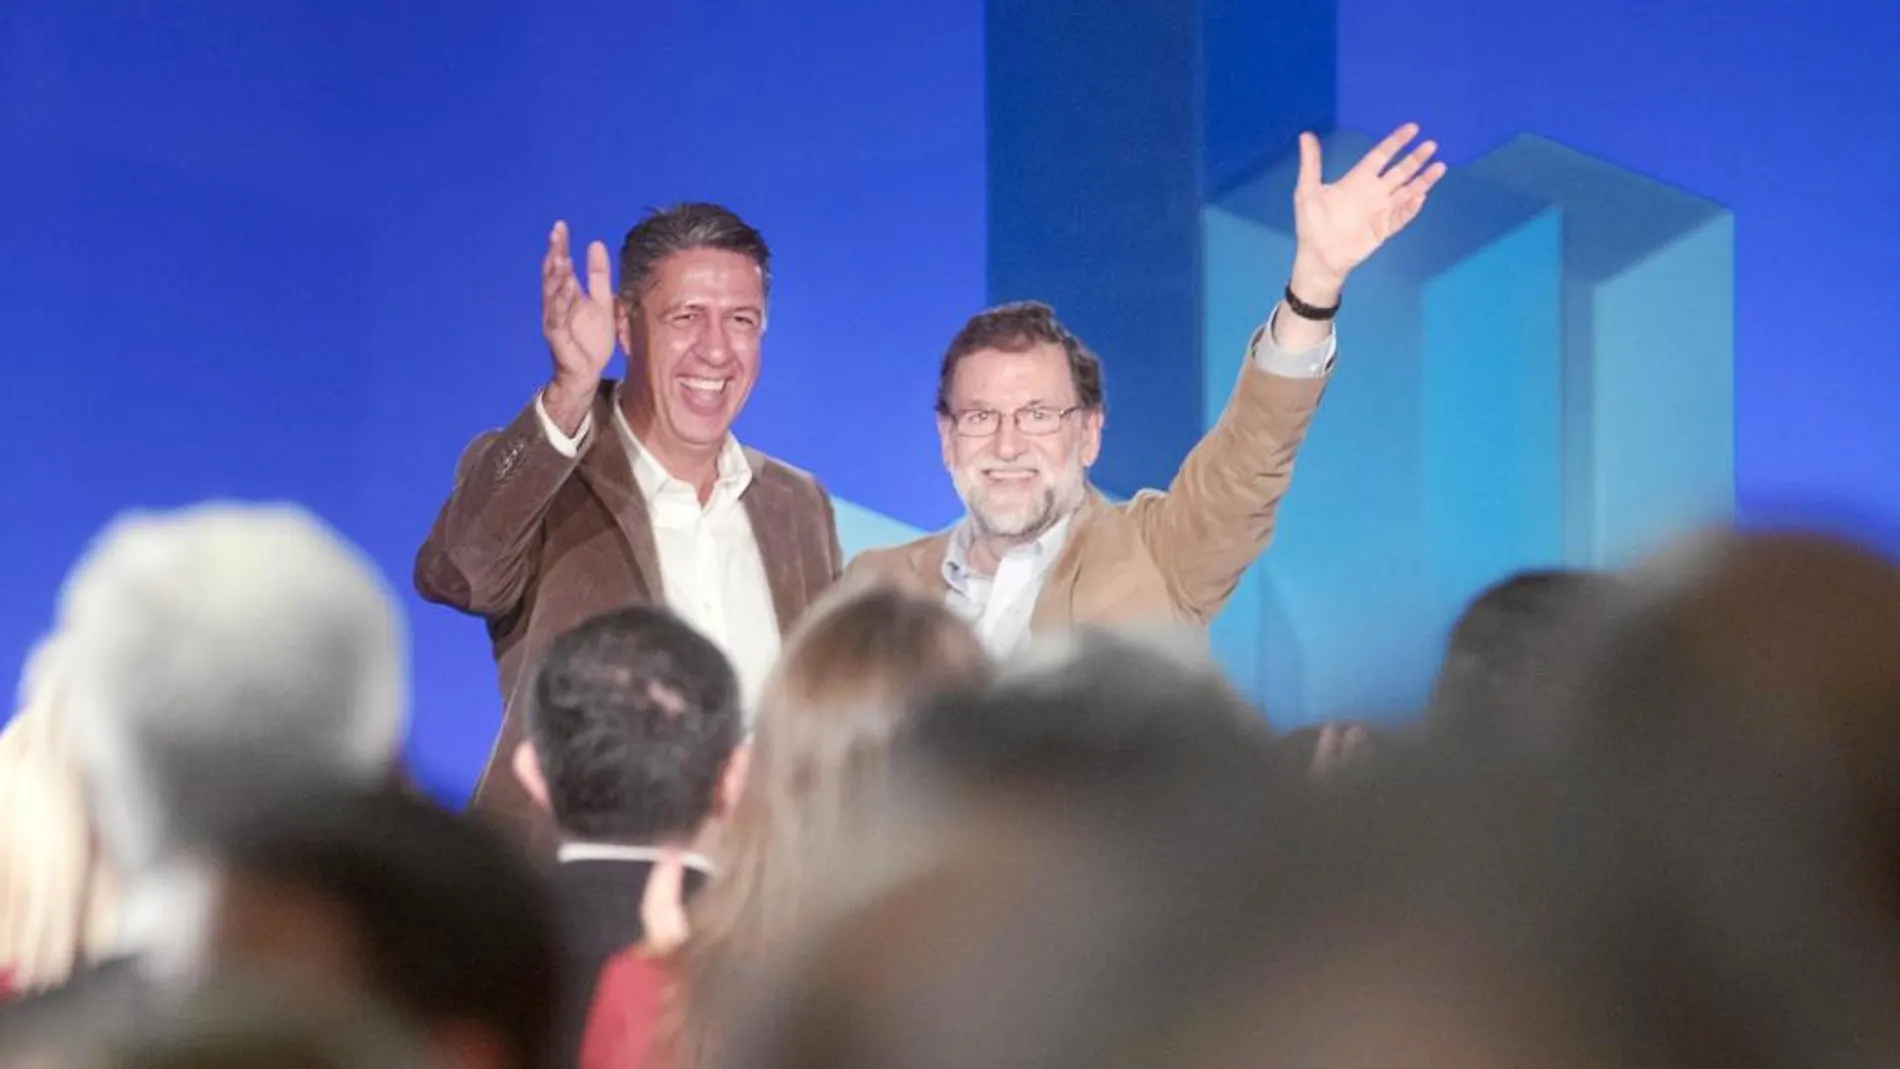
[899,628,1271,817]
[217,787,559,1069]
[934,300,1105,416]
[80,981,431,1069]
[1425,569,1623,757]
[1265,720,1397,790]
[618,202,771,306]
[528,606,743,843]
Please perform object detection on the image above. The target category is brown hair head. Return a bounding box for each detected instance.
[934,301,1105,417]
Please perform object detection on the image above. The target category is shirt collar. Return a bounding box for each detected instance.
[557,841,717,875]
[609,383,753,502]
[942,511,1074,593]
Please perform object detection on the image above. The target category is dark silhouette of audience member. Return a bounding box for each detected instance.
[31,979,432,1069]
[0,503,407,1048]
[511,606,746,1069]
[209,787,559,1069]
[727,720,1900,1069]
[1425,569,1623,759]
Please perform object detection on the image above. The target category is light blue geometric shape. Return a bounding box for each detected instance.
[1420,216,1568,616]
[835,496,928,561]
[1468,135,1735,566]
[1205,130,1565,724]
[1203,206,1304,719]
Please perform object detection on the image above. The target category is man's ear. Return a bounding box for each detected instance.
[512,741,550,813]
[715,743,752,819]
[938,414,958,472]
[1079,407,1105,468]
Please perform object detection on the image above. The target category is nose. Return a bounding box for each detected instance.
[696,315,735,366]
[992,419,1028,460]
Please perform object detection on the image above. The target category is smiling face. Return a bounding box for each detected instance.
[619,246,766,461]
[939,342,1103,541]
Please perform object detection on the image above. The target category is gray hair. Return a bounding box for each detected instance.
[53,501,407,873]
[617,202,771,306]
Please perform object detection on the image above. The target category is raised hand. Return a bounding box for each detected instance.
[1292,122,1446,294]
[1308,722,1371,786]
[542,220,617,396]
[637,849,689,955]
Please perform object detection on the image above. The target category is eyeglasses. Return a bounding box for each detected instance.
[948,404,1083,438]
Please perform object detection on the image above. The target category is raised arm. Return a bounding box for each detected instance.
[1133,123,1446,620]
[414,221,620,616]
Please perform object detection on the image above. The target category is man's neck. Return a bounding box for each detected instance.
[965,508,1075,576]
[967,531,1032,576]
[619,394,721,503]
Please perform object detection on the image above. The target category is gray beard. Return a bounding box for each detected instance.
[971,487,1059,540]
[967,474,1090,546]
[953,452,1089,547]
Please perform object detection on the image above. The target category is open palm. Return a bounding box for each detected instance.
[542,220,617,386]
[1294,123,1446,283]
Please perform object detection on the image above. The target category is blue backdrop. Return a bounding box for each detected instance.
[4,0,1897,801]
[0,1,981,800]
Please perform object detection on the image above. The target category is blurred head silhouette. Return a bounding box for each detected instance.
[53,501,407,977]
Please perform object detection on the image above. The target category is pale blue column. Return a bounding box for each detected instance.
[1469,135,1735,566]
[834,498,928,562]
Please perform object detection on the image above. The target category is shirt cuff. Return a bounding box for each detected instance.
[534,390,593,458]
[1248,305,1336,378]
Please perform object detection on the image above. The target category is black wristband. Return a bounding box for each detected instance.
[1284,283,1340,321]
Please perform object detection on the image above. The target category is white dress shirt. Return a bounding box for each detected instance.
[535,388,781,720]
[942,514,1072,657]
[939,309,1334,656]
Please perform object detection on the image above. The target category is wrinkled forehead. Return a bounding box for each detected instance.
[949,343,1076,409]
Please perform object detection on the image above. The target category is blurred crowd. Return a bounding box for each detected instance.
[5,500,1900,1069]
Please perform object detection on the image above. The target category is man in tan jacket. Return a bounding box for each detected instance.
[846,124,1445,649]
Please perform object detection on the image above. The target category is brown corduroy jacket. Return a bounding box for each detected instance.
[415,382,842,855]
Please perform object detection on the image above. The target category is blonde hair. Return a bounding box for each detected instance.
[671,584,989,1068]
[0,636,118,992]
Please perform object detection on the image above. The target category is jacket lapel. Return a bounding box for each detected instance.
[1029,490,1107,632]
[572,386,662,602]
[905,532,955,600]
[740,448,804,635]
